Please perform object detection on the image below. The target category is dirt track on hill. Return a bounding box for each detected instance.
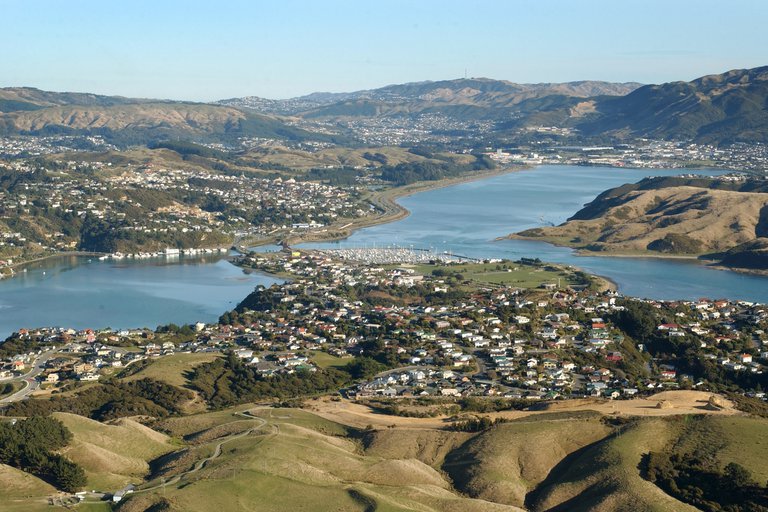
[305,390,739,430]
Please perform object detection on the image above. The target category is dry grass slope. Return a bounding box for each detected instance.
[526,418,698,512]
[443,415,612,508]
[516,186,768,255]
[53,412,176,490]
[0,464,56,512]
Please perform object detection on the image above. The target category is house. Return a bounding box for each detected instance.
[46,373,59,383]
[660,369,677,380]
[73,363,94,375]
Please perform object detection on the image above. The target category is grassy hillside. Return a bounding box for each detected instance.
[53,412,176,490]
[526,418,698,512]
[514,177,768,261]
[128,408,525,512]
[1,402,766,511]
[443,413,612,508]
[0,464,57,512]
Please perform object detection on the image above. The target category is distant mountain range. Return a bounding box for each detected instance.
[1,65,766,146]
[222,67,768,144]
[0,88,336,146]
[217,79,642,117]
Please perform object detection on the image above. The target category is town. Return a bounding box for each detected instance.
[2,249,765,408]
[0,155,373,274]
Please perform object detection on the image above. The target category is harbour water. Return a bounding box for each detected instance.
[299,165,768,303]
[2,164,766,340]
[0,254,278,339]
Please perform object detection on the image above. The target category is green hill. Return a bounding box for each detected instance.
[53,412,176,490]
[2,404,767,511]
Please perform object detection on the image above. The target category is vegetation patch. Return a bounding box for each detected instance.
[0,416,86,492]
[3,378,193,420]
[645,416,768,512]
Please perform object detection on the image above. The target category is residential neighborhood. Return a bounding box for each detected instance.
[3,249,765,405]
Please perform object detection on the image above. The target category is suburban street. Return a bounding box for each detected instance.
[0,347,62,404]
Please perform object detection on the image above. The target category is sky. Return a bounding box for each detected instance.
[2,0,767,102]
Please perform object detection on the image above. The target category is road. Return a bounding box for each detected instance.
[0,346,64,404]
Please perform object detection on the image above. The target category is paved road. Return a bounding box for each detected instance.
[0,346,65,404]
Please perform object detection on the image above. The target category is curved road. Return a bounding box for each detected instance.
[0,346,64,404]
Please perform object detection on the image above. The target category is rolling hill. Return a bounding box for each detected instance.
[219,78,642,120]
[2,395,765,511]
[0,88,341,147]
[512,175,768,267]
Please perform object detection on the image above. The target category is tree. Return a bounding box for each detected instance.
[724,462,755,488]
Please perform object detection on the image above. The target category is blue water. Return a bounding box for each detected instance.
[0,254,278,339]
[299,165,768,303]
[2,164,765,339]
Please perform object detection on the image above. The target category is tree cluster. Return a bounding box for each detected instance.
[3,378,192,420]
[189,354,350,408]
[0,416,86,492]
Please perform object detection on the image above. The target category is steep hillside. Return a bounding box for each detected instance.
[0,464,57,512]
[513,176,768,264]
[443,413,612,508]
[578,66,768,143]
[53,412,176,490]
[527,418,699,512]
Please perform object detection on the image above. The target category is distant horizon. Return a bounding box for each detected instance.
[3,63,765,104]
[2,0,767,102]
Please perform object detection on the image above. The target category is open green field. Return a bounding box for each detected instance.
[75,503,112,512]
[707,416,768,483]
[122,352,220,388]
[409,261,586,290]
[308,350,350,370]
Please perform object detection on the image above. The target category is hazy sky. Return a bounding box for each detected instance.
[2,0,767,101]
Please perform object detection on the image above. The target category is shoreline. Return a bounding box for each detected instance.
[271,163,531,247]
[504,234,768,276]
[1,251,106,278]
